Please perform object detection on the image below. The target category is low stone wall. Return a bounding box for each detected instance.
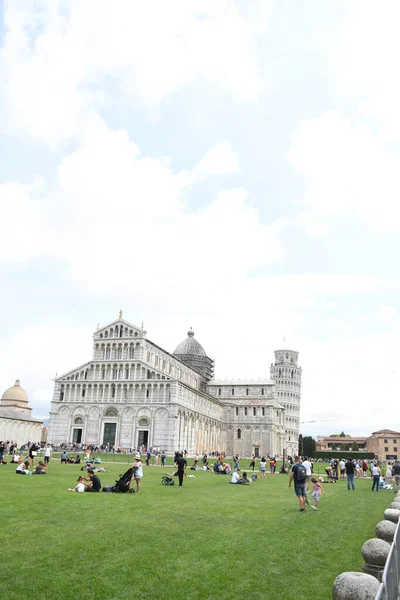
[332,492,400,599]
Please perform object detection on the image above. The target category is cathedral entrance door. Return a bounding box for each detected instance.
[103,423,117,446]
[138,430,148,448]
[72,428,82,444]
[254,447,260,458]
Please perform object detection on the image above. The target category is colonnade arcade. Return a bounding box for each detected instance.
[59,382,171,404]
[176,410,223,454]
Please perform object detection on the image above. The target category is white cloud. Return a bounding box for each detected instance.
[191,142,239,181]
[0,178,46,264]
[0,324,93,418]
[0,0,267,146]
[288,111,400,233]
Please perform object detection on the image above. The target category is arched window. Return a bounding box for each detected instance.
[74,417,83,424]
[105,409,117,417]
[129,348,134,359]
[237,428,241,439]
[139,417,149,426]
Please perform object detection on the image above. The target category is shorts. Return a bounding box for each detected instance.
[44,456,50,463]
[260,467,266,472]
[294,483,306,497]
[312,492,320,502]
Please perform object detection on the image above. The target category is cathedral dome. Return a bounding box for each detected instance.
[1,379,29,405]
[173,328,207,357]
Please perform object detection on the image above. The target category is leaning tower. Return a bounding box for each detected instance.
[270,349,302,457]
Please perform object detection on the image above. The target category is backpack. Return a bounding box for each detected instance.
[296,464,307,482]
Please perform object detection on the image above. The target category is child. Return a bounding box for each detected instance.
[68,476,86,492]
[311,477,324,509]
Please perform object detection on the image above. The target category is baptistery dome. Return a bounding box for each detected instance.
[1,379,29,405]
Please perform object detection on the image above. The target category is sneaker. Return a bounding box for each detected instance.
[299,508,305,512]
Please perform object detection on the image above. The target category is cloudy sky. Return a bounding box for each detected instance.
[1,0,399,437]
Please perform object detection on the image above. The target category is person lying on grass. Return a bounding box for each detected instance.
[81,463,109,473]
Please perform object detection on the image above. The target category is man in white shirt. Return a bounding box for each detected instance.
[302,457,313,491]
[44,445,52,465]
[230,471,243,484]
[371,463,381,492]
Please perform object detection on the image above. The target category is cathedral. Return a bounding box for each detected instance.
[48,315,302,457]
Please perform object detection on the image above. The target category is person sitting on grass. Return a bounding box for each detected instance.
[230,470,243,484]
[242,472,251,485]
[74,455,81,464]
[11,453,22,464]
[84,469,101,492]
[16,461,31,475]
[34,461,47,474]
[68,476,86,492]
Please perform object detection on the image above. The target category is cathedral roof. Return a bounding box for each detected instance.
[0,408,42,423]
[173,329,207,357]
[1,380,29,405]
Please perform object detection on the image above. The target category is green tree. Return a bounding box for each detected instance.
[340,443,350,451]
[298,434,303,456]
[302,436,316,458]
[351,441,359,452]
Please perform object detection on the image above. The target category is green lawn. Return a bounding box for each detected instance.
[0,461,392,600]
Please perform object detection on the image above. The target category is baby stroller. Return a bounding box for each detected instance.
[161,475,175,486]
[103,467,136,493]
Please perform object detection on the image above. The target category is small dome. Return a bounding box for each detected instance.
[173,328,207,357]
[1,379,29,405]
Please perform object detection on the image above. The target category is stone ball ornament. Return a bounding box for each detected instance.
[376,520,397,543]
[384,508,400,523]
[361,538,391,567]
[332,572,380,600]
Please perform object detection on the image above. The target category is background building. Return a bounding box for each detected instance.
[316,429,400,461]
[48,316,302,457]
[0,380,43,444]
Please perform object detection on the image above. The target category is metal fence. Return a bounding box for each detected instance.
[375,520,400,600]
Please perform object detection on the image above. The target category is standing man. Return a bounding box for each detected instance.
[176,452,187,487]
[289,456,308,512]
[302,456,313,491]
[371,463,381,492]
[393,460,400,492]
[345,457,356,491]
[146,450,151,467]
[44,444,52,466]
[161,451,166,467]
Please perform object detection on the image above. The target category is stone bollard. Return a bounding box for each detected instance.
[384,508,400,523]
[376,520,397,543]
[332,572,380,599]
[389,502,400,510]
[361,538,391,581]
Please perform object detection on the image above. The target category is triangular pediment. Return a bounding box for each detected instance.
[93,317,147,340]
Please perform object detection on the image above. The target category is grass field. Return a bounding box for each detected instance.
[0,459,393,600]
